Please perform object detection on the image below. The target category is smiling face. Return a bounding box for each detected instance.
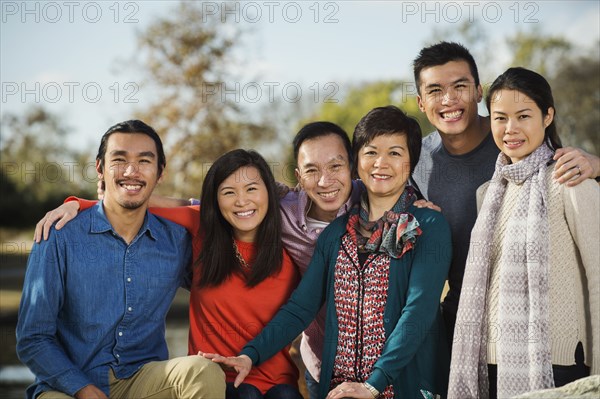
[97,132,162,211]
[490,89,554,164]
[217,165,269,242]
[417,60,483,137]
[295,134,352,222]
[357,133,411,204]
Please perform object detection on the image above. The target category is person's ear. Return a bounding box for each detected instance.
[544,107,555,127]
[96,159,104,180]
[416,94,425,113]
[295,168,303,188]
[476,84,483,103]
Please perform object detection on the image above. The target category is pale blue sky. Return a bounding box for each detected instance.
[2,0,599,152]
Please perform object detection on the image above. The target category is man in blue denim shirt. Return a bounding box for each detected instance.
[16,120,225,399]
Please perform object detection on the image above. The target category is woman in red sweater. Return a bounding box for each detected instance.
[190,149,302,399]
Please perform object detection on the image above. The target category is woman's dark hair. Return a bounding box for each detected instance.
[197,149,283,288]
[96,120,166,176]
[486,67,562,151]
[352,106,422,195]
[292,121,353,169]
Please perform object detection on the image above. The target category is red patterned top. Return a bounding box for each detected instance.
[331,233,394,398]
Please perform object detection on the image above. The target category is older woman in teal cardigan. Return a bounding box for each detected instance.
[204,106,452,399]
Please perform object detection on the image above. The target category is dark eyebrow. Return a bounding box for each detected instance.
[424,77,471,90]
[109,150,156,158]
[493,108,533,115]
[138,151,156,158]
[302,155,346,169]
[219,181,259,192]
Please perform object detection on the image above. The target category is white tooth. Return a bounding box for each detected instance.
[443,110,462,119]
[320,190,339,198]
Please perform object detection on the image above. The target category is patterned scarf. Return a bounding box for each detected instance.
[448,144,554,399]
[346,186,422,259]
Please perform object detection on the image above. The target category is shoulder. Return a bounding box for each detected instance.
[549,167,600,210]
[52,205,95,238]
[421,130,441,151]
[409,205,451,240]
[148,213,191,242]
[279,187,301,208]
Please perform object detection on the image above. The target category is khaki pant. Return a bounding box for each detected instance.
[38,356,225,399]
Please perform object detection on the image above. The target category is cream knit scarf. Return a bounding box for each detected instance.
[448,143,555,398]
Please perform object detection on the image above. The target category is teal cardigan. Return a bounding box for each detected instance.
[241,205,452,398]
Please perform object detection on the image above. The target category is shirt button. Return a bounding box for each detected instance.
[116,354,120,358]
[128,307,133,312]
[316,229,321,233]
[118,331,123,336]
[127,277,131,282]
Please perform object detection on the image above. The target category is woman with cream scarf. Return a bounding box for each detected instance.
[448,67,599,399]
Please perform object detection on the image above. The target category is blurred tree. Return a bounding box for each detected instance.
[549,53,600,154]
[301,80,434,140]
[0,107,95,227]
[134,1,275,197]
[507,30,571,77]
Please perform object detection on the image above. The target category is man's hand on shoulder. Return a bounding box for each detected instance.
[413,199,442,212]
[34,201,81,243]
[553,147,600,187]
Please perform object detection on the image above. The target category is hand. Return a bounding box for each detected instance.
[34,201,81,243]
[74,384,108,399]
[198,352,251,387]
[97,180,105,200]
[553,147,600,187]
[413,199,441,212]
[326,382,374,399]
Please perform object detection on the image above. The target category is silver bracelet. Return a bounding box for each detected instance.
[364,382,379,398]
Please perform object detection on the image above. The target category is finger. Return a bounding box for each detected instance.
[54,214,68,230]
[43,219,52,241]
[553,162,577,183]
[552,147,567,161]
[553,150,577,170]
[566,171,586,187]
[34,219,44,243]
[233,369,248,388]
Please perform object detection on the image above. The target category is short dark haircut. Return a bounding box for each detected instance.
[413,41,480,94]
[352,105,422,176]
[197,149,283,288]
[293,121,352,168]
[486,67,562,151]
[96,120,166,176]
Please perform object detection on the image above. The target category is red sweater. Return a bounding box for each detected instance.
[70,199,300,392]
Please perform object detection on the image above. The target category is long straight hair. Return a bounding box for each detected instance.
[197,149,283,288]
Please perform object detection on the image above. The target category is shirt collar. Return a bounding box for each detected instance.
[90,201,156,241]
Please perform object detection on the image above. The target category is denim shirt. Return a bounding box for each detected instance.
[16,202,192,398]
